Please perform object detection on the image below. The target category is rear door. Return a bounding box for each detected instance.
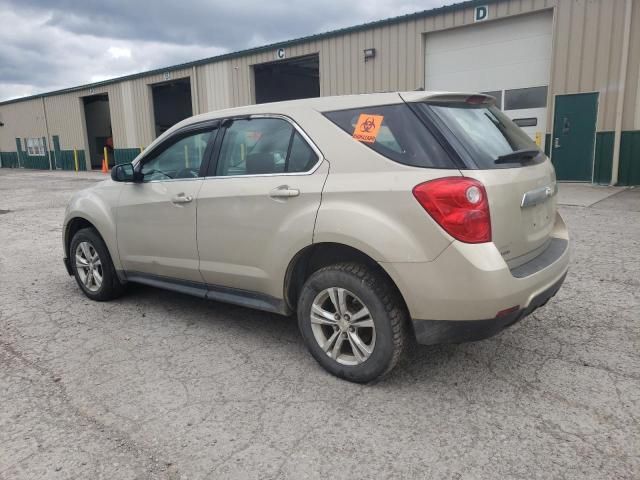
[412,97,557,266]
[196,115,328,299]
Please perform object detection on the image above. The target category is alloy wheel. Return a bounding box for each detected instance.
[310,287,376,366]
[75,241,103,292]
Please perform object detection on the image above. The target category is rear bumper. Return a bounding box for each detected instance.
[411,271,566,345]
[380,212,570,344]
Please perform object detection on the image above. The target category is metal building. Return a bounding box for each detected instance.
[0,0,638,184]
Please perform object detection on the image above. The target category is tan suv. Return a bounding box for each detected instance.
[63,92,570,382]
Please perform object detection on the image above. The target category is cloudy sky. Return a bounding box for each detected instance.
[0,0,450,101]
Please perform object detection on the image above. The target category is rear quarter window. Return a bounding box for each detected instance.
[324,104,455,169]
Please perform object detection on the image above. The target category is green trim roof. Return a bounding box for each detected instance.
[0,0,493,106]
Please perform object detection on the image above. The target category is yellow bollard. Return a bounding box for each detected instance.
[534,132,542,148]
[73,147,79,173]
[103,146,109,169]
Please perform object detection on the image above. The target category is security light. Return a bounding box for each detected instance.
[363,48,376,61]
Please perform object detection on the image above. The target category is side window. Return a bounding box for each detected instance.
[214,118,319,176]
[141,129,214,181]
[287,132,318,173]
[324,104,454,169]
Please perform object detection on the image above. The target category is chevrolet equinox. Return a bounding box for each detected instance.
[63,92,570,382]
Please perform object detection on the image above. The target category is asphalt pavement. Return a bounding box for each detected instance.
[0,169,638,479]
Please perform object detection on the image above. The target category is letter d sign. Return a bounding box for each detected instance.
[475,5,488,22]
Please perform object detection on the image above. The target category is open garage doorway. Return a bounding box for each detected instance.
[254,54,319,104]
[152,78,193,138]
[83,94,113,170]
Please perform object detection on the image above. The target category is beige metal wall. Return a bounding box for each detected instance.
[108,67,194,149]
[1,0,638,160]
[1,68,194,167]
[550,0,638,132]
[0,98,47,151]
[41,82,124,168]
[628,0,640,130]
[200,0,638,132]
[212,39,324,108]
[195,61,234,112]
[43,93,85,152]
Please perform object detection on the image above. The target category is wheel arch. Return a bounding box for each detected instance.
[283,242,409,315]
[65,217,94,257]
[64,215,121,270]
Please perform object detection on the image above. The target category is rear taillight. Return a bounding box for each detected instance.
[412,177,491,243]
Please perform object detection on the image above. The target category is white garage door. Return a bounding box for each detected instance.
[425,10,553,147]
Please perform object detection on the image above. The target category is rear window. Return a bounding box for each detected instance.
[324,104,455,169]
[417,103,542,169]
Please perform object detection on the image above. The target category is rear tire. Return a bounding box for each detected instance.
[297,262,408,383]
[70,227,124,301]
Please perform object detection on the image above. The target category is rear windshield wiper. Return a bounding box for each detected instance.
[494,148,541,164]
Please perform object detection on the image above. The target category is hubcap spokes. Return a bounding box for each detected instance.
[311,287,376,366]
[75,241,103,292]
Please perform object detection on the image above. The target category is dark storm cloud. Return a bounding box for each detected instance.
[46,1,348,47]
[7,0,384,47]
[0,0,445,101]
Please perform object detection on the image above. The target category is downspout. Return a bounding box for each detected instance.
[42,97,55,170]
[611,0,633,186]
[192,66,200,116]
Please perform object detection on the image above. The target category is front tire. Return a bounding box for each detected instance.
[69,227,124,301]
[297,263,408,383]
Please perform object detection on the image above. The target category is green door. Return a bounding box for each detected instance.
[551,93,598,181]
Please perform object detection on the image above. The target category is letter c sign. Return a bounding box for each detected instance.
[475,5,489,22]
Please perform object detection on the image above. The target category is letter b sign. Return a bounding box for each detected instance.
[475,5,488,22]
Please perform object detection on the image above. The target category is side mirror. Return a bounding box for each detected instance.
[111,163,140,182]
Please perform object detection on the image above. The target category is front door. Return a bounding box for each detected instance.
[116,124,218,282]
[196,116,328,300]
[551,93,598,181]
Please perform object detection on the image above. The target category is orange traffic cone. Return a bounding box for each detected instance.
[101,146,109,174]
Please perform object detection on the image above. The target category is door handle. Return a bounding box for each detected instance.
[172,194,193,204]
[269,186,300,198]
[554,137,561,148]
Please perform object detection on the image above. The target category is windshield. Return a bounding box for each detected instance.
[417,103,543,169]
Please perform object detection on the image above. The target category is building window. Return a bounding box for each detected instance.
[26,137,46,156]
[504,86,548,110]
[513,117,538,127]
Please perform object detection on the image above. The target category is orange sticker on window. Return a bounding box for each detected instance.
[352,114,384,143]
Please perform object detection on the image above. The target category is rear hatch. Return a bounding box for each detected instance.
[403,93,557,267]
